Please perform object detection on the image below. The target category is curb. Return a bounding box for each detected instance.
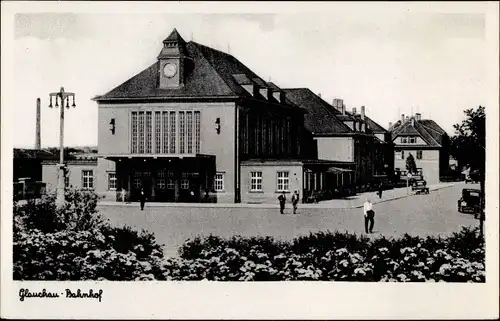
[98,183,456,210]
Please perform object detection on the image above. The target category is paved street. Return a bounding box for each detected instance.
[99,182,479,258]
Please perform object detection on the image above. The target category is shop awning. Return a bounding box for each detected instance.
[326,167,354,174]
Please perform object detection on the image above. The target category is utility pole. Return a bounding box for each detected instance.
[48,87,76,207]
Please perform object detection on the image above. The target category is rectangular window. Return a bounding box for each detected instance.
[146,112,152,153]
[169,111,176,153]
[187,111,193,154]
[155,111,161,154]
[250,171,263,191]
[409,137,416,144]
[194,111,201,154]
[277,171,289,192]
[395,150,402,160]
[166,179,175,190]
[181,179,189,190]
[82,170,94,189]
[108,172,117,190]
[131,112,138,154]
[417,150,423,159]
[162,112,169,153]
[214,173,225,192]
[138,112,145,153]
[401,137,407,144]
[179,111,186,154]
[156,179,166,190]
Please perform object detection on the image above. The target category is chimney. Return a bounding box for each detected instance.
[352,107,357,115]
[361,105,365,120]
[389,122,393,128]
[401,114,405,122]
[36,97,41,150]
[415,113,421,121]
[342,104,346,115]
[333,98,344,113]
[411,118,415,126]
[406,115,409,122]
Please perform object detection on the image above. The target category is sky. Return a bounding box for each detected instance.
[4,2,497,148]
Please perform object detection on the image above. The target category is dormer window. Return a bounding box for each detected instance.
[401,137,407,143]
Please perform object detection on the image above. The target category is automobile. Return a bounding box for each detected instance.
[412,180,429,194]
[465,169,480,184]
[457,188,482,216]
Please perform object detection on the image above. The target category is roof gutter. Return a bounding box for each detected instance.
[93,95,240,103]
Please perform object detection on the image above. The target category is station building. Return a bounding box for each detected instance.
[93,29,313,203]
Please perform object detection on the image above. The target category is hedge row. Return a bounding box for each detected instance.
[13,190,485,282]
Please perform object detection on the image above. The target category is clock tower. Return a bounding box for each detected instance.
[157,28,187,89]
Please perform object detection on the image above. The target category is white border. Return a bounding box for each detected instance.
[1,1,499,319]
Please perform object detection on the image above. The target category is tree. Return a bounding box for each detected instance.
[450,106,485,234]
[405,153,417,174]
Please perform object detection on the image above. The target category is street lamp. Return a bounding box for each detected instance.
[48,87,76,207]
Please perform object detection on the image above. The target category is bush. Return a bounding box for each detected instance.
[13,189,166,281]
[169,227,485,282]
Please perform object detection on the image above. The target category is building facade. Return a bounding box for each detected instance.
[285,89,393,194]
[94,29,306,203]
[389,113,449,185]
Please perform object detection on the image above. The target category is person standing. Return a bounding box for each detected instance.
[291,190,300,214]
[278,192,286,214]
[363,198,375,233]
[139,188,146,211]
[377,182,383,199]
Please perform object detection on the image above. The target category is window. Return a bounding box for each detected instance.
[187,111,193,153]
[250,171,263,191]
[409,137,416,144]
[277,171,289,192]
[157,169,165,178]
[131,112,138,153]
[155,111,161,154]
[138,112,145,153]
[194,111,201,154]
[214,173,225,192]
[179,111,186,154]
[181,179,189,190]
[169,111,176,153]
[146,112,152,153]
[417,150,423,159]
[156,179,166,190]
[108,172,117,190]
[401,137,407,143]
[162,111,169,153]
[82,170,94,189]
[166,179,175,190]
[133,178,141,189]
[395,150,403,160]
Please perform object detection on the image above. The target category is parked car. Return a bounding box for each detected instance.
[457,188,482,217]
[412,180,429,194]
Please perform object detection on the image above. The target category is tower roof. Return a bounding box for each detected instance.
[163,28,186,44]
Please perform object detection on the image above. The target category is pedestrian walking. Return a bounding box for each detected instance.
[291,190,300,214]
[139,188,146,211]
[377,182,383,199]
[363,198,375,233]
[278,192,286,214]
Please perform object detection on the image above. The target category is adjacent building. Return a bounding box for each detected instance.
[284,89,393,193]
[389,113,450,184]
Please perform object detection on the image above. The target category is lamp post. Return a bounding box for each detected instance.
[48,87,76,207]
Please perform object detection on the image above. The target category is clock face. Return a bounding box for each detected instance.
[163,63,177,78]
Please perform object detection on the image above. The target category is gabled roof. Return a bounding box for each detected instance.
[390,117,445,147]
[94,37,293,105]
[364,116,387,133]
[283,88,352,135]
